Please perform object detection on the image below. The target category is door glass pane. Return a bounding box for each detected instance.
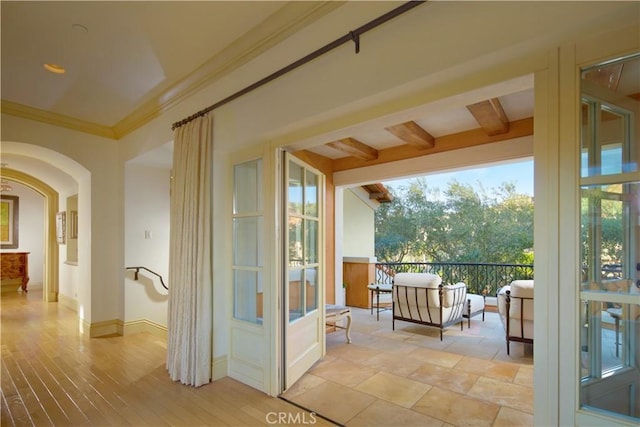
[289,217,303,267]
[581,106,628,177]
[233,217,263,267]
[305,170,318,217]
[579,54,640,422]
[305,219,318,264]
[580,298,635,377]
[232,158,264,325]
[286,157,322,324]
[305,267,318,313]
[289,162,303,215]
[234,160,262,213]
[234,270,263,324]
[289,268,304,322]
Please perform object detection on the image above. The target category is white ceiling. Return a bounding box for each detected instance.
[0,1,334,131]
[0,1,536,148]
[2,1,637,169]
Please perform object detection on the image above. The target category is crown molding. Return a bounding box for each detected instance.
[1,2,342,140]
[1,100,117,139]
[112,1,344,138]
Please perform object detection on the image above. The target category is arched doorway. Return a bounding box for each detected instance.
[1,168,59,301]
[1,142,90,312]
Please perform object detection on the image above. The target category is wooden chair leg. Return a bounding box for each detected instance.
[345,312,352,344]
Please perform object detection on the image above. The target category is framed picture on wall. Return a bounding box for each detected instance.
[1,195,19,249]
[56,211,66,244]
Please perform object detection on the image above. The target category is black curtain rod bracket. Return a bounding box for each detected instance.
[350,31,360,54]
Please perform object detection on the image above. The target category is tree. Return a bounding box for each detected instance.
[375,179,534,264]
[580,186,625,273]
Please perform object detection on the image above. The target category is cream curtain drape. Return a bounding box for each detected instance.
[166,115,213,387]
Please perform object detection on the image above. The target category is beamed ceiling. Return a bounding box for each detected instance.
[1,2,638,179]
[293,56,640,174]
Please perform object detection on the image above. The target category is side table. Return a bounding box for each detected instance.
[367,283,393,321]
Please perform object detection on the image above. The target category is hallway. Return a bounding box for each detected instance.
[0,290,327,426]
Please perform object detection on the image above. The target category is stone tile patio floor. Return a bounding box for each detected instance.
[283,306,534,427]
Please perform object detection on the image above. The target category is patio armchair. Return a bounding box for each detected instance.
[497,280,534,355]
[392,272,467,340]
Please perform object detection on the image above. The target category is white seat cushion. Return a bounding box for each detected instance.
[394,273,444,308]
[509,280,534,321]
[443,282,467,308]
[464,293,485,314]
[393,273,442,288]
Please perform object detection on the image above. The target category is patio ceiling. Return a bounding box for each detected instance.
[295,57,640,173]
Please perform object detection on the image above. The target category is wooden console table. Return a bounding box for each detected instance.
[1,252,29,292]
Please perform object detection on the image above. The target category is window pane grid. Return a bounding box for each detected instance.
[233,159,264,325]
[578,54,639,421]
[287,159,320,323]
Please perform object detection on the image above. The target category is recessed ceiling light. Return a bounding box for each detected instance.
[44,63,66,74]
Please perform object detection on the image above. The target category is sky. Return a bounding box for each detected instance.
[383,159,534,197]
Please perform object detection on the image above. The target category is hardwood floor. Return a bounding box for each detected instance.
[0,290,329,427]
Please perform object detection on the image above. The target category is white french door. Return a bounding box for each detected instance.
[577,53,640,424]
[282,152,325,391]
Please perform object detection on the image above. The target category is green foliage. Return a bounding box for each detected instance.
[375,178,534,264]
[580,187,625,266]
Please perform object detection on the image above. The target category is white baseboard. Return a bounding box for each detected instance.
[212,355,228,380]
[83,318,121,337]
[58,293,78,312]
[78,316,168,339]
[123,319,167,339]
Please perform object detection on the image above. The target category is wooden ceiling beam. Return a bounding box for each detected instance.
[385,121,435,149]
[326,137,378,161]
[466,98,510,136]
[332,117,533,172]
[362,183,393,203]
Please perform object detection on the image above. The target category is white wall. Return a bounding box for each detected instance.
[124,162,170,327]
[1,182,44,289]
[1,121,119,326]
[115,0,640,403]
[1,1,638,418]
[342,188,375,258]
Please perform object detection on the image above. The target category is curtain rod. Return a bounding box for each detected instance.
[171,1,425,131]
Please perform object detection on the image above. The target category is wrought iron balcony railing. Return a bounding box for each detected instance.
[374,262,534,296]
